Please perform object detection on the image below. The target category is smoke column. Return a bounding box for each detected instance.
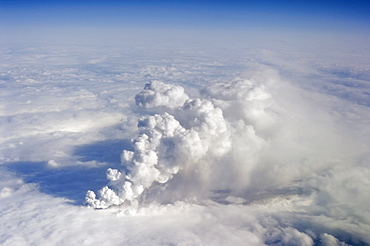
[86,69,348,211]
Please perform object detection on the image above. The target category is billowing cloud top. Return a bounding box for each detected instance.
[135,81,189,109]
[86,80,232,209]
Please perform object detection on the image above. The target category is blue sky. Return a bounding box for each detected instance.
[1,0,369,31]
[1,0,369,46]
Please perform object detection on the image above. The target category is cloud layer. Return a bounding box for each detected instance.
[1,43,370,245]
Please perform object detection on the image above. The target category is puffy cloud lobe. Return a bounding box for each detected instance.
[264,226,314,246]
[106,168,121,181]
[202,75,276,132]
[135,80,189,109]
[319,233,350,246]
[86,81,231,208]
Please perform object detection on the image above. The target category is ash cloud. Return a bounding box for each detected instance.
[83,67,370,245]
[86,68,354,210]
[86,80,231,208]
[87,69,340,209]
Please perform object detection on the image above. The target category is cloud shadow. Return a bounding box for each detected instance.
[3,139,133,205]
[73,139,133,164]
